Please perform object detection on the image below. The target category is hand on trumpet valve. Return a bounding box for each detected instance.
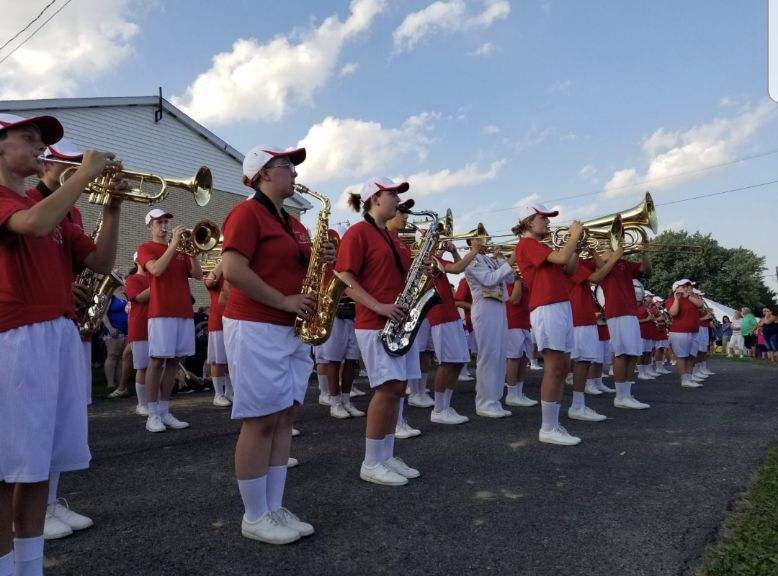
[79,150,118,180]
[285,294,316,318]
[170,225,187,247]
[568,220,584,241]
[322,241,337,264]
[375,302,407,322]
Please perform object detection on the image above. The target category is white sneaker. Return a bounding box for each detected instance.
[614,396,650,409]
[343,401,365,417]
[446,407,469,423]
[287,457,299,468]
[360,462,408,486]
[145,415,166,433]
[657,366,672,375]
[431,409,465,425]
[458,371,475,382]
[330,401,350,419]
[49,500,93,530]
[241,513,300,545]
[539,425,581,446]
[568,406,607,422]
[597,381,616,393]
[408,393,435,408]
[648,369,662,378]
[273,507,314,537]
[291,428,300,437]
[529,362,543,371]
[44,509,73,540]
[637,373,655,381]
[691,373,707,382]
[384,457,420,479]
[701,368,714,376]
[395,419,421,439]
[213,394,232,407]
[318,393,331,406]
[584,382,603,395]
[505,392,539,407]
[135,405,149,416]
[161,412,190,429]
[476,407,512,418]
[564,374,574,386]
[349,386,366,397]
[681,380,703,388]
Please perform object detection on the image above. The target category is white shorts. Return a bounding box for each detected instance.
[416,318,435,353]
[223,319,313,419]
[606,315,642,357]
[658,339,669,349]
[530,301,574,354]
[207,330,228,364]
[669,332,697,358]
[131,340,150,370]
[467,329,478,354]
[355,329,421,388]
[506,328,532,359]
[597,339,612,365]
[572,325,600,362]
[317,318,360,362]
[148,317,195,358]
[431,321,471,364]
[696,326,709,353]
[0,318,91,483]
[642,338,655,353]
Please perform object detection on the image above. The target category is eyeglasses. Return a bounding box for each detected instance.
[265,161,297,175]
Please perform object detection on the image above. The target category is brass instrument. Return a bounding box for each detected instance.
[200,238,223,274]
[293,183,349,345]
[439,222,490,244]
[381,209,443,356]
[177,220,221,257]
[46,157,213,207]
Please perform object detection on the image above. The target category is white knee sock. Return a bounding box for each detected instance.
[147,401,158,417]
[396,397,405,425]
[135,382,146,407]
[444,388,453,408]
[626,381,634,397]
[238,476,268,522]
[636,365,644,376]
[13,537,43,576]
[540,400,559,432]
[516,381,524,396]
[48,472,60,506]
[571,391,585,411]
[506,384,517,397]
[383,434,395,460]
[0,551,11,576]
[266,466,287,512]
[408,378,420,395]
[364,437,384,466]
[159,400,170,415]
[433,391,446,413]
[317,374,329,396]
[419,372,429,393]
[213,376,225,396]
[615,382,628,399]
[225,374,233,397]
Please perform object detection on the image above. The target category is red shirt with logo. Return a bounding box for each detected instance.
[138,241,193,319]
[222,198,311,327]
[454,278,473,332]
[506,281,531,329]
[426,256,460,326]
[598,259,641,319]
[124,273,150,342]
[206,276,225,332]
[636,305,654,339]
[335,221,411,330]
[514,237,570,311]
[566,258,597,326]
[0,185,95,332]
[665,296,700,333]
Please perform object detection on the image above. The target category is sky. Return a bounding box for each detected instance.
[1,0,777,293]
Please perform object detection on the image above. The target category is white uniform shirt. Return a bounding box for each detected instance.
[464,253,514,304]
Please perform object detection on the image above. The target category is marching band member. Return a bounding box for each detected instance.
[138,208,202,432]
[665,279,705,388]
[335,177,422,486]
[566,252,623,422]
[221,145,320,545]
[514,203,582,445]
[652,296,672,374]
[454,277,476,380]
[635,295,656,380]
[124,253,151,415]
[427,239,479,424]
[693,288,714,378]
[505,279,538,406]
[586,315,616,394]
[0,113,120,574]
[597,243,651,409]
[205,262,232,407]
[464,234,515,418]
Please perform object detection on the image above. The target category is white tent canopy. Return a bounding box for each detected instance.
[703,297,738,323]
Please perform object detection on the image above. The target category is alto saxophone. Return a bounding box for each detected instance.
[293,184,349,345]
[380,209,442,356]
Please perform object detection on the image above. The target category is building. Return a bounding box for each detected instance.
[0,95,313,306]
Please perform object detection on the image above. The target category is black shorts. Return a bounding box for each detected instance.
[743,335,756,349]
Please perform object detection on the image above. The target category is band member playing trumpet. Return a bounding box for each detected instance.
[221,145,320,545]
[665,280,705,388]
[138,209,202,433]
[0,113,120,575]
[124,253,151,415]
[205,262,232,407]
[514,203,582,445]
[336,177,422,487]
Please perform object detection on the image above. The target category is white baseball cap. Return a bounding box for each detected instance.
[358,176,410,202]
[0,113,63,145]
[44,137,83,161]
[672,278,693,291]
[517,202,559,224]
[145,208,173,225]
[242,145,306,183]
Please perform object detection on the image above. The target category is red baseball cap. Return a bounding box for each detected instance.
[0,113,63,145]
[44,137,83,161]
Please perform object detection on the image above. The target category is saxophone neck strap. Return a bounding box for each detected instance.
[364,213,406,277]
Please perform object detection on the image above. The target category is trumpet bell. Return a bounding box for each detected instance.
[168,166,213,207]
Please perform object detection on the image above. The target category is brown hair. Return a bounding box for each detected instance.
[348,191,380,213]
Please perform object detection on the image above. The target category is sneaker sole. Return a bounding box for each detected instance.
[359,472,408,486]
[538,436,581,446]
[476,411,510,418]
[568,413,607,422]
[241,528,301,545]
[613,403,650,409]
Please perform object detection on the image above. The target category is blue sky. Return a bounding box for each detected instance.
[2,0,776,293]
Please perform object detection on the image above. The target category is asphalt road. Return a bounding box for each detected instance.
[46,358,778,576]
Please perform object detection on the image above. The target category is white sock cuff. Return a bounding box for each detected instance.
[12,537,43,562]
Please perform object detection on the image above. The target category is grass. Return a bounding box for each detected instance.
[697,446,778,576]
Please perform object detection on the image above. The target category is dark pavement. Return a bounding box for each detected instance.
[47,358,778,576]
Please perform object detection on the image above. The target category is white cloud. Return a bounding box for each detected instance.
[559,131,577,141]
[172,0,386,125]
[0,0,142,99]
[339,62,359,76]
[578,164,597,180]
[604,102,776,197]
[547,79,573,95]
[482,124,501,135]
[470,42,496,57]
[396,159,506,196]
[296,112,439,185]
[393,0,510,52]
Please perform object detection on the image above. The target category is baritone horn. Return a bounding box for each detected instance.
[177,220,221,257]
[47,157,213,207]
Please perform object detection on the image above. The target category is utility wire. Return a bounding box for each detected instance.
[0,0,73,67]
[0,0,58,54]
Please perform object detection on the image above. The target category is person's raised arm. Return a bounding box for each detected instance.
[587,247,625,284]
[145,225,185,277]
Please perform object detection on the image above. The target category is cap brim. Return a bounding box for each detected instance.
[378,181,410,194]
[267,147,306,166]
[537,209,559,217]
[397,198,415,213]
[9,116,64,145]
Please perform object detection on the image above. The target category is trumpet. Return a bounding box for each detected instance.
[177,220,221,257]
[439,222,491,244]
[43,157,213,207]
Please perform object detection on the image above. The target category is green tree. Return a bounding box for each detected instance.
[641,231,777,311]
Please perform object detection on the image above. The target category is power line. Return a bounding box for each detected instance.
[0,0,58,54]
[0,0,73,67]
